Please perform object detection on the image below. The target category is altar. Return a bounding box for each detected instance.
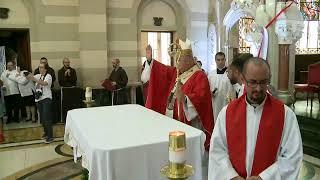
[64,104,205,180]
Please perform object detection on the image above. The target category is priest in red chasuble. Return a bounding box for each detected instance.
[208,57,303,180]
[144,39,214,150]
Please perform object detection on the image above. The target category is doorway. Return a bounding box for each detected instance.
[0,29,31,71]
[140,31,174,66]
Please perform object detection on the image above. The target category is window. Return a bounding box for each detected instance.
[141,32,172,65]
[238,16,254,53]
[296,0,320,54]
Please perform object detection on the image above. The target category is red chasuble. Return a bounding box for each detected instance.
[173,70,214,150]
[146,63,214,150]
[145,60,176,115]
[226,93,285,177]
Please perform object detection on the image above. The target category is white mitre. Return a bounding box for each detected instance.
[179,39,192,50]
[178,39,193,57]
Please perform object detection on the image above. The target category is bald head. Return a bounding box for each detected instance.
[112,58,120,69]
[242,57,270,78]
[242,57,271,104]
[63,57,71,68]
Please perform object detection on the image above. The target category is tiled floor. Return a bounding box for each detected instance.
[0,141,320,179]
[0,141,64,179]
[293,100,319,119]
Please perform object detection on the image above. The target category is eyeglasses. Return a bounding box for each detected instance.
[244,77,270,88]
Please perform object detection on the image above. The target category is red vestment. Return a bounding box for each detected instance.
[173,70,214,150]
[145,62,214,150]
[226,93,284,177]
[145,60,176,114]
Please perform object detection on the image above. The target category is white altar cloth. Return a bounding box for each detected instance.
[64,104,205,180]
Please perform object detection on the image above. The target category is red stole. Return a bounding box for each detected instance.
[226,94,284,177]
[173,71,214,150]
[145,60,176,114]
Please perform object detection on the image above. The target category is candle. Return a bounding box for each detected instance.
[169,149,186,164]
[85,87,92,101]
[169,131,186,164]
[161,131,194,178]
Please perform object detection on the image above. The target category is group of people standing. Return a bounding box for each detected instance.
[141,39,303,180]
[0,57,77,143]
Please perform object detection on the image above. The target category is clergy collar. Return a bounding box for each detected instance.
[217,67,227,74]
[113,67,119,71]
[147,59,153,65]
[245,95,267,109]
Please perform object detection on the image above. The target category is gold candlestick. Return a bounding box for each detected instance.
[83,99,95,108]
[161,131,194,180]
[167,39,182,121]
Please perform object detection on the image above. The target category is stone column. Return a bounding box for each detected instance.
[278,44,290,91]
[275,0,303,105]
[216,0,222,52]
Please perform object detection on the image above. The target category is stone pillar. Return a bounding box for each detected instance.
[275,0,303,105]
[216,0,222,52]
[278,44,290,91]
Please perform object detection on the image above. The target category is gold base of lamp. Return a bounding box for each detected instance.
[161,131,194,180]
[83,99,95,108]
[160,163,194,180]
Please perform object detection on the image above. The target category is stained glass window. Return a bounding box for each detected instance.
[300,0,320,20]
[238,16,254,53]
[296,0,320,54]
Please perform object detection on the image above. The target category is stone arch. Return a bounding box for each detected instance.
[133,0,188,78]
[223,1,268,60]
[134,0,187,36]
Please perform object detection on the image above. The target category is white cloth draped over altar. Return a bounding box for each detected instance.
[64,104,206,180]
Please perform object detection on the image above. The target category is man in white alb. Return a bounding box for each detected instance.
[0,61,20,123]
[208,52,233,122]
[141,45,155,102]
[208,57,302,180]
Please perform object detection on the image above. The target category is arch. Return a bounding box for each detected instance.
[223,0,269,59]
[135,0,187,36]
[134,0,188,79]
[140,1,176,28]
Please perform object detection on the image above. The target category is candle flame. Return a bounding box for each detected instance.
[170,131,185,137]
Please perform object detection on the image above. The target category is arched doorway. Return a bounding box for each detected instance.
[136,0,187,67]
